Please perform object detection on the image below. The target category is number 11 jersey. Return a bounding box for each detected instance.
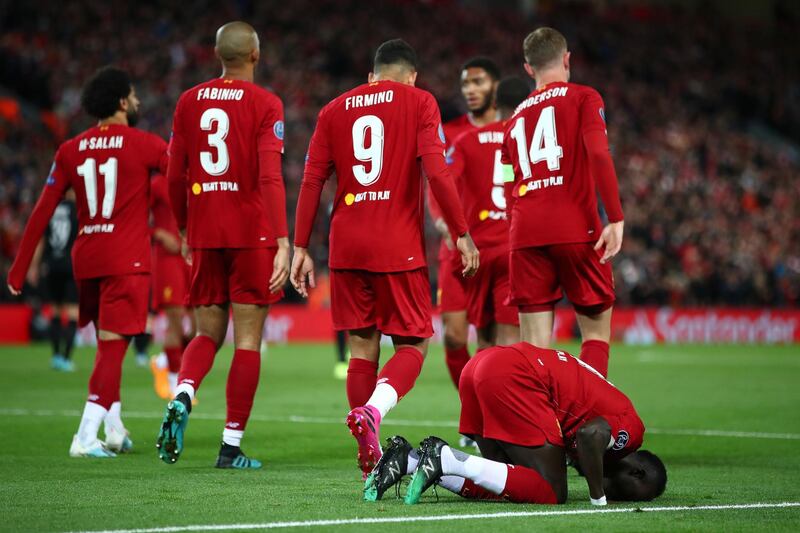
[167,78,285,249]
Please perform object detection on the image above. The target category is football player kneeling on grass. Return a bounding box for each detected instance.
[364,342,667,505]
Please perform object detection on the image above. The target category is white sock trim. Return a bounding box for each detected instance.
[77,402,108,446]
[174,382,195,401]
[366,382,398,419]
[441,445,508,495]
[222,428,244,447]
[437,475,466,494]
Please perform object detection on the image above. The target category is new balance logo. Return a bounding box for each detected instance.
[422,461,437,477]
[388,464,402,478]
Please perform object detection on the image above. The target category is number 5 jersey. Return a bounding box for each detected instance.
[8,124,167,287]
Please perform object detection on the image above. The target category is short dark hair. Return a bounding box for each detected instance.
[639,450,668,500]
[523,27,568,69]
[374,39,417,72]
[461,56,501,81]
[81,66,132,119]
[496,77,531,111]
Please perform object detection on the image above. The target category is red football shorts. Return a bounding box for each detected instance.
[78,273,150,335]
[330,267,434,338]
[508,242,615,315]
[459,347,564,447]
[189,247,283,306]
[437,248,467,313]
[465,245,518,328]
[152,253,190,310]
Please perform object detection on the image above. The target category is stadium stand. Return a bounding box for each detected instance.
[1,0,798,306]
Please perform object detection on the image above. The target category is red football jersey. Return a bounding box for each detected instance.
[501,82,620,248]
[514,342,642,457]
[449,120,509,250]
[8,124,167,286]
[297,80,453,272]
[442,113,476,151]
[167,78,285,249]
[150,173,180,258]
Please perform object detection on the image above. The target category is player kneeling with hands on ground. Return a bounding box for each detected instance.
[364,342,666,505]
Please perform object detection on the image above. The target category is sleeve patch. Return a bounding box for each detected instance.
[502,164,516,183]
[274,120,285,141]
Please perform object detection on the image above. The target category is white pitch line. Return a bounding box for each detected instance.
[66,502,800,533]
[1,408,799,440]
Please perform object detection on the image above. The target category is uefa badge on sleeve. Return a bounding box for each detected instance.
[612,430,629,451]
[274,120,285,141]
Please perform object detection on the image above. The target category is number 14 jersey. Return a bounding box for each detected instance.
[167,78,285,249]
[501,82,621,249]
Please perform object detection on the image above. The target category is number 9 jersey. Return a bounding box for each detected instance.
[8,124,167,288]
[167,78,286,249]
[296,80,446,272]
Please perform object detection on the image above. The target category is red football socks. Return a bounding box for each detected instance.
[346,357,378,408]
[87,338,129,409]
[164,346,182,374]
[502,464,558,504]
[376,346,424,401]
[580,340,610,378]
[225,349,261,431]
[444,346,471,389]
[177,335,217,393]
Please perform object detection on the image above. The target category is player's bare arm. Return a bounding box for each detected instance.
[289,246,315,298]
[269,237,291,293]
[575,416,613,504]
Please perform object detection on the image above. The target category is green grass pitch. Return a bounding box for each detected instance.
[1,341,799,532]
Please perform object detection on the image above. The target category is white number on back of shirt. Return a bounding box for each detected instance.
[509,105,563,178]
[77,157,118,219]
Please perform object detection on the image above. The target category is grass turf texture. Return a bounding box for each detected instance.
[1,342,799,532]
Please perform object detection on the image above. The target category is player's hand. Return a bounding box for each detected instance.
[594,220,624,264]
[434,218,454,250]
[161,232,182,255]
[456,233,479,278]
[290,246,316,298]
[7,283,21,297]
[270,238,290,293]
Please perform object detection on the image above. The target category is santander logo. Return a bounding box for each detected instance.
[624,309,797,344]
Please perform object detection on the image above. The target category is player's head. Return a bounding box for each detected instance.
[460,56,500,115]
[81,66,139,126]
[603,450,667,502]
[369,39,418,86]
[495,76,531,119]
[215,21,260,69]
[522,27,570,83]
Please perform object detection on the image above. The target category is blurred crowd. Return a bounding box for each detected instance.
[1,0,798,306]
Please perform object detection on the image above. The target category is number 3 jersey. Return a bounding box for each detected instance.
[500,82,623,249]
[8,124,167,287]
[296,80,447,272]
[167,78,286,250]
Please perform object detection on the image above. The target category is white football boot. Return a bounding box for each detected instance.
[69,435,117,458]
[105,426,133,453]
